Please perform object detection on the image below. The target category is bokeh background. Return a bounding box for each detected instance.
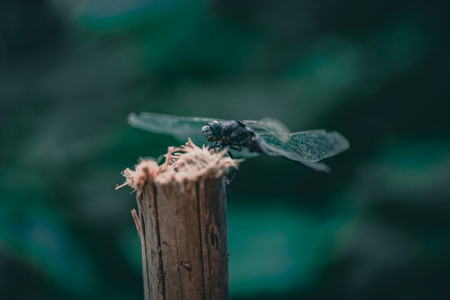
[1,0,450,299]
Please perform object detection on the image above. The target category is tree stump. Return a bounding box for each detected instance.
[118,140,239,300]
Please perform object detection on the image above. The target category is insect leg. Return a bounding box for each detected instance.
[208,142,239,185]
[207,141,220,150]
[226,168,238,186]
[228,144,242,151]
[224,150,239,186]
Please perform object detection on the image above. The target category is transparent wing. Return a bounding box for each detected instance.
[244,118,290,142]
[128,112,259,158]
[256,129,350,163]
[295,161,332,173]
[128,112,222,146]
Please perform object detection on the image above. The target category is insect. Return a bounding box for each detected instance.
[128,112,349,173]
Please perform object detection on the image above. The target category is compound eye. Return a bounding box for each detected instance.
[202,121,222,142]
[209,121,222,137]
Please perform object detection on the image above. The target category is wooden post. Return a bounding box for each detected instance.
[118,141,238,300]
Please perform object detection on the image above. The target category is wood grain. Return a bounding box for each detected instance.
[136,176,229,300]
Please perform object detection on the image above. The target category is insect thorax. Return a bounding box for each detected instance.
[221,121,254,146]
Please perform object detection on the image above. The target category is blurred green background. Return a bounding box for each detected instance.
[1,0,450,299]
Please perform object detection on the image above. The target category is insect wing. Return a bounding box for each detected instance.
[256,129,349,163]
[296,161,332,173]
[244,118,290,142]
[128,112,224,146]
[258,117,291,142]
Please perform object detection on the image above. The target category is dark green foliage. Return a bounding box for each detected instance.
[1,0,449,299]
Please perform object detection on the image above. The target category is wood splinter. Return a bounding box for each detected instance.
[118,139,239,300]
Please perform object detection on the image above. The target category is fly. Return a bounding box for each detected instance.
[128,112,350,173]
